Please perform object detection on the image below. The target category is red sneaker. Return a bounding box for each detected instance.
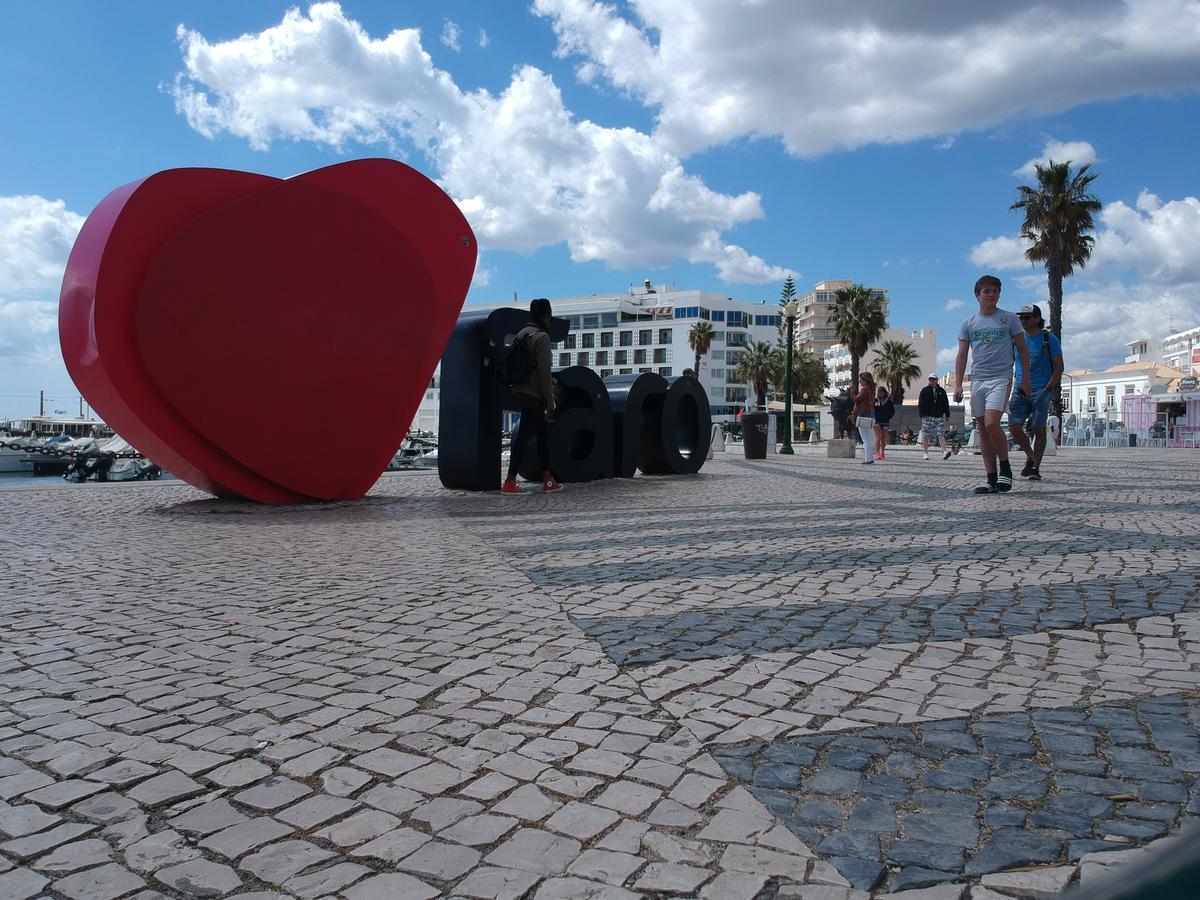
[542,477,563,493]
[501,478,527,495]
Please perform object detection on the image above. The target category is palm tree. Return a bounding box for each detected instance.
[770,346,830,401]
[871,340,922,404]
[688,321,715,381]
[829,283,887,387]
[735,340,776,409]
[1012,160,1101,344]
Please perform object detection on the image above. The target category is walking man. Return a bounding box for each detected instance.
[1007,304,1063,481]
[917,374,953,460]
[501,299,562,495]
[954,276,1032,493]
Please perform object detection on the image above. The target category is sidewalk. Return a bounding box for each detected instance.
[1,448,1197,898]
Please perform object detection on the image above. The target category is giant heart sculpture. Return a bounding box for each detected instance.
[59,159,476,503]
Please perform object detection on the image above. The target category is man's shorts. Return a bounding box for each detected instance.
[920,416,947,441]
[1008,386,1053,429]
[970,376,1012,418]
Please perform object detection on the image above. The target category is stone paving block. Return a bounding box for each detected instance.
[276,793,359,829]
[567,848,645,884]
[168,798,249,835]
[126,772,204,807]
[633,861,711,893]
[533,876,639,899]
[124,830,202,873]
[441,813,519,846]
[282,861,371,898]
[234,776,312,811]
[343,872,439,900]
[32,837,113,874]
[0,866,49,900]
[21,777,107,810]
[397,838,482,880]
[314,808,400,847]
[154,858,242,897]
[53,862,145,900]
[492,783,562,821]
[486,827,584,875]
[0,820,96,859]
[85,760,157,788]
[239,839,335,884]
[203,758,272,787]
[200,816,294,857]
[72,791,140,823]
[350,827,431,862]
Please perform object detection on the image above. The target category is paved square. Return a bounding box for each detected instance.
[1,447,1197,898]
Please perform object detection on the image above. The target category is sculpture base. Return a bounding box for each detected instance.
[827,438,855,459]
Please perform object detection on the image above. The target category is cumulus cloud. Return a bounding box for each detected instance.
[1014,139,1097,178]
[170,2,788,283]
[440,19,461,52]
[970,188,1200,370]
[944,298,965,311]
[532,0,1200,157]
[478,28,489,49]
[936,347,958,371]
[0,195,83,365]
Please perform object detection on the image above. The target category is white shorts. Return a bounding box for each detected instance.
[970,376,1012,418]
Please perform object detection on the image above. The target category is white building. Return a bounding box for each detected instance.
[823,328,938,397]
[411,283,783,433]
[793,280,889,358]
[1062,361,1186,421]
[1161,325,1200,376]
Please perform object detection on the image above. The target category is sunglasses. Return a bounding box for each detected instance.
[1018,314,1037,319]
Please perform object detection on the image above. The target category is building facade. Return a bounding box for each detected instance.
[411,283,783,433]
[793,280,889,358]
[823,327,937,397]
[1161,325,1200,377]
[1063,362,1186,420]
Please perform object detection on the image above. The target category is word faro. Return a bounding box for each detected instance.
[437,307,713,490]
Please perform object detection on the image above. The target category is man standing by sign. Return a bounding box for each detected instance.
[1007,304,1063,481]
[954,276,1032,494]
[501,299,562,495]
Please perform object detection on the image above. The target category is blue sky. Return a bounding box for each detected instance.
[2,1,1199,419]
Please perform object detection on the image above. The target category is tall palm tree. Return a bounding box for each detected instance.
[1012,160,1101,343]
[688,321,715,381]
[735,340,776,409]
[871,340,922,404]
[829,283,887,388]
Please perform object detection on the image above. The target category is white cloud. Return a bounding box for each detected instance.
[936,347,958,371]
[478,28,490,49]
[0,195,84,298]
[440,19,461,52]
[170,2,788,284]
[971,188,1200,370]
[944,298,965,311]
[1014,139,1097,177]
[532,0,1200,158]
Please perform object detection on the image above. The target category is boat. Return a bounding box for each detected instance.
[387,436,438,470]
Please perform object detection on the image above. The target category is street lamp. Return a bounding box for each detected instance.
[780,299,799,454]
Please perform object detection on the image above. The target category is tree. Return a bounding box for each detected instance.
[829,283,887,388]
[777,275,797,344]
[871,340,922,404]
[735,340,776,409]
[688,321,715,381]
[1012,159,1101,344]
[770,346,830,401]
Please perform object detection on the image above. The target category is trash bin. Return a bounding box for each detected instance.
[1129,433,1137,447]
[741,412,769,459]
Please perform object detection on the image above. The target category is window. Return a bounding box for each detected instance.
[639,367,653,374]
[600,331,614,347]
[755,314,780,326]
[711,349,725,360]
[615,350,628,365]
[595,351,608,365]
[601,312,619,327]
[727,311,746,327]
[658,367,672,376]
[639,329,653,345]
[658,328,672,344]
[711,386,724,399]
[567,316,582,330]
[712,310,725,322]
[619,368,633,375]
[564,335,577,349]
[634,349,647,364]
[1105,386,1116,408]
[710,368,724,381]
[1087,387,1097,408]
[619,331,633,346]
[1124,384,1136,394]
[713,332,725,343]
[725,387,747,403]
[727,332,748,347]
[559,353,570,366]
[726,349,744,366]
[653,348,667,364]
[577,352,589,366]
[583,314,599,329]
[581,333,595,348]
[600,369,613,378]
[699,308,711,320]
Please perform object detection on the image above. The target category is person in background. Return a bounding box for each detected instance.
[1007,303,1063,481]
[873,385,895,460]
[853,372,877,464]
[918,374,954,461]
[501,298,562,495]
[901,425,916,445]
[954,275,1032,493]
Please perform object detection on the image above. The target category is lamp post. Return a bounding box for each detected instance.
[780,299,799,454]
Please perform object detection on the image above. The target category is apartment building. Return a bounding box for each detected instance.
[793,280,889,358]
[823,327,938,396]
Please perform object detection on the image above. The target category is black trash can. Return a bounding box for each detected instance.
[1129,433,1137,447]
[741,412,769,459]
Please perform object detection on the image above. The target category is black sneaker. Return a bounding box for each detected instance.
[942,448,953,460]
[995,473,1013,492]
[1020,460,1035,477]
[1027,467,1042,481]
[974,483,998,494]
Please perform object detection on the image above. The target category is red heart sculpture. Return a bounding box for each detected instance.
[59,160,475,503]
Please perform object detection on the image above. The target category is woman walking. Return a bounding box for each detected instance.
[874,385,895,460]
[853,372,877,464]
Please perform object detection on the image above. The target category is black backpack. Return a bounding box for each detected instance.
[494,329,536,387]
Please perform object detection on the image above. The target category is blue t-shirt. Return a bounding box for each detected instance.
[1013,330,1062,389]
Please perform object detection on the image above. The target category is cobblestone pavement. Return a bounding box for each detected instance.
[1,448,1197,899]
